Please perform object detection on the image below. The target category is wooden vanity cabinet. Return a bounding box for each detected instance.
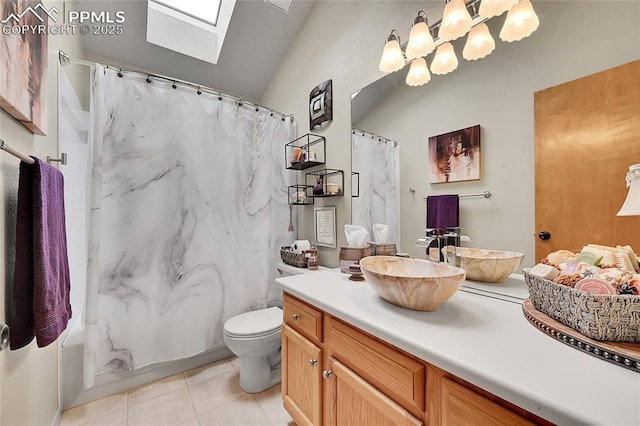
[426,364,537,426]
[282,294,324,426]
[325,357,422,426]
[282,292,541,426]
[282,324,322,426]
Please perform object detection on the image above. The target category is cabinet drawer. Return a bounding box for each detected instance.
[283,293,323,345]
[328,318,425,416]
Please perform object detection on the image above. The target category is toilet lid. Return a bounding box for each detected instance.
[224,307,282,337]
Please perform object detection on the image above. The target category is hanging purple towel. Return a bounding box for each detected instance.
[426,194,460,229]
[11,157,71,349]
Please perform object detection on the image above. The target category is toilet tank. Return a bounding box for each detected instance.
[268,262,327,308]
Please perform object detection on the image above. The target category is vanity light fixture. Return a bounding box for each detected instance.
[439,0,473,42]
[406,11,435,60]
[378,0,539,87]
[499,0,540,42]
[617,164,640,216]
[406,57,431,86]
[478,0,518,19]
[430,42,458,75]
[379,30,405,73]
[462,22,495,60]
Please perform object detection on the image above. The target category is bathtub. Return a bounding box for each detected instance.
[60,314,233,409]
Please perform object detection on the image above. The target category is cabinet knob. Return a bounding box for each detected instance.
[309,359,317,366]
[292,314,301,320]
[538,231,551,240]
[322,370,333,379]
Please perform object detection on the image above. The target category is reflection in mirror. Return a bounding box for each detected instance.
[351,69,405,250]
[351,129,400,248]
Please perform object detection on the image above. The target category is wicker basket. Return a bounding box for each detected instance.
[280,246,314,268]
[524,271,640,342]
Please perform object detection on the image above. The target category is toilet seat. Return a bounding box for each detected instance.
[224,307,282,338]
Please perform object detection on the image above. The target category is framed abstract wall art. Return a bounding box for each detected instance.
[309,79,332,130]
[0,0,49,135]
[428,125,481,184]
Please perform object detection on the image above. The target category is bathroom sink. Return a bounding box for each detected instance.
[359,256,466,311]
[442,246,524,283]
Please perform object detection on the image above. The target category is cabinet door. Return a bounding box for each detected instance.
[282,324,322,426]
[440,377,533,426]
[325,357,423,426]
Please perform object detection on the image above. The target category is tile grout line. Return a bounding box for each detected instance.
[183,371,201,424]
[125,389,129,426]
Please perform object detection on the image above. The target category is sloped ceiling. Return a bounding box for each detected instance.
[76,0,316,102]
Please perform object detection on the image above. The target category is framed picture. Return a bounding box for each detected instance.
[309,79,332,130]
[314,206,336,248]
[428,125,481,184]
[0,0,49,135]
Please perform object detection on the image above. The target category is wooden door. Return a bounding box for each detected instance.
[534,60,640,262]
[325,357,422,426]
[282,324,322,426]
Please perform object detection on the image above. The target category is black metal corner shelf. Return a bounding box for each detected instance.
[288,185,314,205]
[285,134,326,171]
[305,168,344,198]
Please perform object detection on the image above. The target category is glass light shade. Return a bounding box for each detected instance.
[617,164,640,216]
[430,42,458,75]
[438,0,473,42]
[499,0,540,42]
[463,23,496,61]
[406,21,435,60]
[379,38,405,73]
[406,58,431,86]
[478,0,518,18]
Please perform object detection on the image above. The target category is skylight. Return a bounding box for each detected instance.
[154,0,222,26]
[147,0,236,64]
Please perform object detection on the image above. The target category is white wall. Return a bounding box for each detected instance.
[0,1,86,424]
[263,1,640,267]
[262,0,432,266]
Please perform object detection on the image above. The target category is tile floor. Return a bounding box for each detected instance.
[60,356,296,426]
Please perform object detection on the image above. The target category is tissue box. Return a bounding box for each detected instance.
[339,246,372,273]
[369,243,397,256]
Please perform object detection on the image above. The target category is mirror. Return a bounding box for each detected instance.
[350,1,640,263]
[351,71,405,251]
[350,127,401,248]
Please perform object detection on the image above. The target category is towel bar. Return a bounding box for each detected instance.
[46,153,68,165]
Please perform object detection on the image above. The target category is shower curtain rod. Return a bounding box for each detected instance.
[58,50,294,122]
[352,128,397,147]
[0,139,35,164]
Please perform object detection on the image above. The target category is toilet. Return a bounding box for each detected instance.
[223,306,283,393]
[223,262,316,393]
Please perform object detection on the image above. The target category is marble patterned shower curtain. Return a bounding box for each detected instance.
[84,65,294,386]
[352,130,400,247]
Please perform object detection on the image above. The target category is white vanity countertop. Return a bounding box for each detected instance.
[276,269,640,426]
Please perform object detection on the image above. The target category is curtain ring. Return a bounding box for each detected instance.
[197,86,202,95]
[218,91,222,100]
[145,75,151,83]
[117,68,123,78]
[172,81,177,89]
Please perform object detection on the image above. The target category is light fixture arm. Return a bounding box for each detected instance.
[386,29,401,45]
[413,10,428,26]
